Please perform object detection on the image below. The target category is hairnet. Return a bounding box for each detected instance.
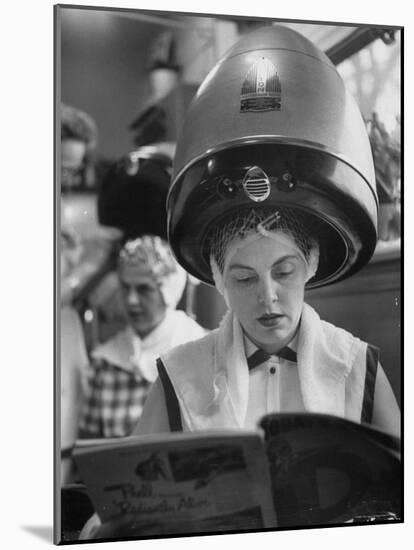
[208,207,319,304]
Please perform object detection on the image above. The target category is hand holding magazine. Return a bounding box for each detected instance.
[71,413,401,541]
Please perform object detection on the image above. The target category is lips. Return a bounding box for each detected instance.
[257,313,284,328]
[128,310,145,318]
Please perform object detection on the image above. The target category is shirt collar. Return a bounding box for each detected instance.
[243,329,299,359]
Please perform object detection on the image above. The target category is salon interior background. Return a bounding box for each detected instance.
[59,8,401,402]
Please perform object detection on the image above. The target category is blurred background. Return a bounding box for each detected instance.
[57,7,401,402]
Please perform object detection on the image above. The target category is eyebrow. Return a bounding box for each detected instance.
[228,254,299,271]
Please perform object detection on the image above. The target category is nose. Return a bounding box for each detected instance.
[127,288,141,308]
[258,275,278,306]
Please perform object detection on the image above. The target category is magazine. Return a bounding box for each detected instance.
[72,413,401,536]
[74,429,276,533]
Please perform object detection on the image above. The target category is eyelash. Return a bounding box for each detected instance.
[274,269,293,278]
[236,276,255,285]
[235,268,294,285]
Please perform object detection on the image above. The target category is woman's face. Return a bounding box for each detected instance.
[224,233,307,352]
[119,265,166,338]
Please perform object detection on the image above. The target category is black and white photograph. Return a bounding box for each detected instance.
[0,1,390,547]
[54,3,403,545]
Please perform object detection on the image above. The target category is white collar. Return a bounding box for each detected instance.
[92,309,177,377]
[243,329,299,359]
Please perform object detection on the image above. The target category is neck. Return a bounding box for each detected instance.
[131,312,167,339]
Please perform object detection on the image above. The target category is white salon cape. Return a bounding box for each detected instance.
[134,303,380,435]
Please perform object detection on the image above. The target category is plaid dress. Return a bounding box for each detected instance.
[79,357,151,438]
[79,310,206,438]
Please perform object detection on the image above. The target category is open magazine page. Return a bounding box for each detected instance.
[74,430,277,534]
[260,413,401,527]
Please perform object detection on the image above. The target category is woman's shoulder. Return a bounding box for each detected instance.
[304,302,368,347]
[90,327,133,369]
[318,317,375,372]
[320,318,377,351]
[319,318,362,342]
[303,304,371,371]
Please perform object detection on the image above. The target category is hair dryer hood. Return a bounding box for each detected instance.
[167,25,378,287]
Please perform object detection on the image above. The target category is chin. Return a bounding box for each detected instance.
[255,323,292,346]
[261,328,288,343]
[130,320,148,334]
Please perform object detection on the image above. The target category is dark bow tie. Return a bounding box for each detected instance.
[247,347,297,371]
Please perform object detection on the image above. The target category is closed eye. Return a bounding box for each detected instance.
[235,275,257,285]
[274,270,293,277]
[272,262,296,279]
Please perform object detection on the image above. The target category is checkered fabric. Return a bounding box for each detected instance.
[79,358,151,438]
